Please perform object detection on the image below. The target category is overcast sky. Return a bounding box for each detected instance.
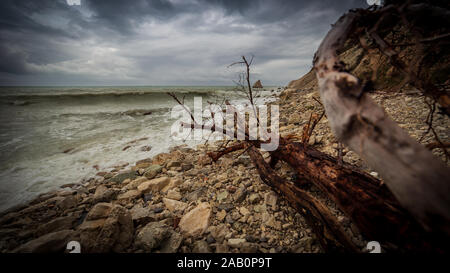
[0,0,370,86]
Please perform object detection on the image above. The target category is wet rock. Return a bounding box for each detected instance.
[143,165,163,179]
[104,173,114,179]
[86,203,113,220]
[135,222,170,251]
[179,202,211,237]
[56,194,79,211]
[0,228,21,238]
[29,192,59,206]
[36,215,78,237]
[13,230,77,253]
[109,170,137,183]
[93,185,118,204]
[136,161,152,169]
[1,216,33,229]
[78,203,133,252]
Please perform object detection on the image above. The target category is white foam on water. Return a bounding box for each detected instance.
[0,86,281,212]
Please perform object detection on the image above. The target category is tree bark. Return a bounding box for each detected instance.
[246,145,359,252]
[313,10,450,237]
[272,140,445,251]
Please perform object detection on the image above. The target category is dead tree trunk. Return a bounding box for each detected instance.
[271,140,445,251]
[313,9,450,237]
[246,144,359,252]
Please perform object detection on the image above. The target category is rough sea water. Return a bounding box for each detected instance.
[0,86,279,212]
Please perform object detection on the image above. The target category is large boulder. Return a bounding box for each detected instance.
[13,230,77,253]
[179,202,211,237]
[78,203,133,252]
[252,80,263,88]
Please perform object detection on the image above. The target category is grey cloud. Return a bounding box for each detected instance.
[0,0,369,86]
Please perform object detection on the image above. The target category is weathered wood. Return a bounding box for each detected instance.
[208,143,246,161]
[313,10,450,237]
[272,141,445,251]
[246,145,359,252]
[207,137,444,251]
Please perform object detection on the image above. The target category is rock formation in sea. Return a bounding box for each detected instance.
[252,80,263,89]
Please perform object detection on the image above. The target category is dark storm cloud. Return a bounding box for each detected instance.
[0,0,369,86]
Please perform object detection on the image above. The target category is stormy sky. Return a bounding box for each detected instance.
[0,0,371,86]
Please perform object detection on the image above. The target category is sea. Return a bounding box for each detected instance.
[0,86,280,212]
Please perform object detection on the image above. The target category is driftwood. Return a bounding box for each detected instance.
[271,140,445,251]
[313,8,450,238]
[207,136,445,251]
[246,144,358,252]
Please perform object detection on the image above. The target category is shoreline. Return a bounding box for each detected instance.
[1,87,333,253]
[0,86,281,213]
[0,85,448,253]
